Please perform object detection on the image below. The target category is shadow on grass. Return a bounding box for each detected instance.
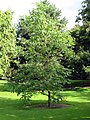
[0,82,12,92]
[0,95,90,120]
[0,84,90,120]
[0,96,47,110]
[0,97,20,109]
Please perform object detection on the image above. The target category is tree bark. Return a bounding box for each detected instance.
[48,91,51,108]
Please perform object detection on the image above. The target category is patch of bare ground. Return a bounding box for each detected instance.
[31,103,71,109]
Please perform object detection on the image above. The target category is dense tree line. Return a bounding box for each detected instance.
[70,0,90,80]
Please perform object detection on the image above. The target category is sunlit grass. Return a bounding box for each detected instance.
[0,91,19,99]
[62,88,90,102]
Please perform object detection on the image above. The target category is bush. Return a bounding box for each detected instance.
[64,80,90,88]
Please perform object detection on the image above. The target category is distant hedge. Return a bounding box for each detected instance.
[64,80,90,88]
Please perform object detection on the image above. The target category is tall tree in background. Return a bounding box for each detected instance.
[0,10,16,78]
[76,0,90,23]
[71,0,90,80]
[12,0,74,107]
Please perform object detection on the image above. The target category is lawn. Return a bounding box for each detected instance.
[0,80,90,120]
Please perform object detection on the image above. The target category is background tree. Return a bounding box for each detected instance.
[76,0,90,23]
[11,0,74,107]
[0,10,16,78]
[70,0,90,80]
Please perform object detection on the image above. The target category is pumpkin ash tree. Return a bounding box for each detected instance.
[12,0,74,107]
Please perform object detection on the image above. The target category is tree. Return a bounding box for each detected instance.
[0,10,16,78]
[70,0,90,80]
[76,0,90,23]
[11,0,74,107]
[70,24,90,80]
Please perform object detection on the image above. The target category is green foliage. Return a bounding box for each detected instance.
[85,66,90,73]
[70,0,90,80]
[0,10,16,78]
[84,66,90,79]
[76,0,90,23]
[11,0,74,106]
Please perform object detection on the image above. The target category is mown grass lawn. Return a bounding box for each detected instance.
[0,80,90,120]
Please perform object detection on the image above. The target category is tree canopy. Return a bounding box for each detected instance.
[71,0,90,80]
[0,10,16,78]
[76,0,90,23]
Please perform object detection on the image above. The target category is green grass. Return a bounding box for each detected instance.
[0,80,90,120]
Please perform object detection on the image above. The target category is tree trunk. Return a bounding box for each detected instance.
[48,91,51,108]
